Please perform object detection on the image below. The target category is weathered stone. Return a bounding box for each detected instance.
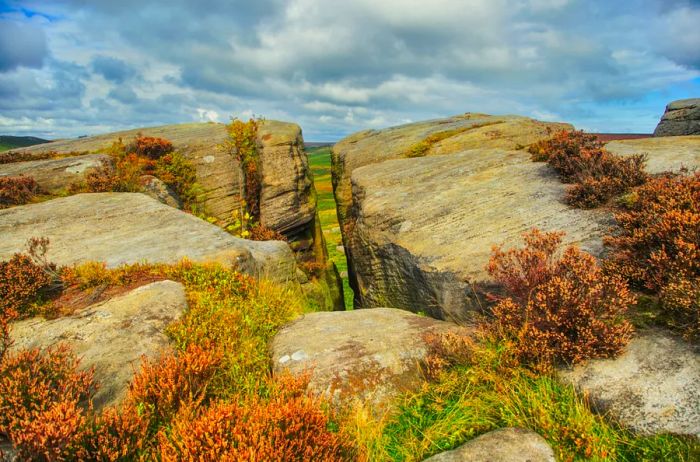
[605,135,700,174]
[423,428,556,462]
[10,280,187,410]
[558,330,700,438]
[334,115,700,321]
[0,192,296,282]
[653,98,700,136]
[347,149,609,322]
[0,154,111,195]
[332,114,572,226]
[139,174,183,209]
[271,308,472,409]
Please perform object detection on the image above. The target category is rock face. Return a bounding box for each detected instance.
[423,428,556,462]
[139,174,183,209]
[10,280,187,409]
[558,330,700,438]
[653,99,700,136]
[333,114,700,321]
[0,154,111,194]
[271,307,472,409]
[605,135,700,174]
[0,193,296,282]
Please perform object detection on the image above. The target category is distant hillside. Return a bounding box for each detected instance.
[0,135,50,152]
[305,141,334,149]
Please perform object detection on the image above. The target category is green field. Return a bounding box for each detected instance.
[307,146,354,309]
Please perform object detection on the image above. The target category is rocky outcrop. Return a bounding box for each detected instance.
[10,280,187,410]
[271,307,472,409]
[0,193,296,282]
[139,174,183,208]
[0,154,111,195]
[422,428,555,462]
[653,99,700,136]
[605,135,700,174]
[5,121,342,309]
[558,330,699,438]
[333,114,700,321]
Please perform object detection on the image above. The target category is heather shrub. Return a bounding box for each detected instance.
[0,175,39,208]
[131,135,173,160]
[660,277,700,342]
[487,229,634,367]
[0,253,54,318]
[158,374,355,461]
[530,130,647,208]
[0,344,95,444]
[248,223,288,241]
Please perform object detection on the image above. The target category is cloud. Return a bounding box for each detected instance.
[0,19,48,72]
[0,0,699,139]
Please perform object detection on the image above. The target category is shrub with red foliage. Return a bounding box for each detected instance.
[131,135,174,160]
[158,374,355,462]
[0,344,95,445]
[248,223,288,242]
[605,172,700,340]
[529,130,647,208]
[488,229,634,367]
[0,175,39,208]
[0,253,54,318]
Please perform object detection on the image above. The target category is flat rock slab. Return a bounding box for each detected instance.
[423,428,555,462]
[0,192,296,282]
[558,330,700,438]
[10,280,187,410]
[347,148,609,322]
[653,98,700,136]
[605,135,700,174]
[0,154,111,195]
[271,307,471,409]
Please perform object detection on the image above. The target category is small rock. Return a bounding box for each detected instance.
[557,329,700,438]
[10,280,187,410]
[139,174,183,209]
[271,307,472,410]
[422,428,555,462]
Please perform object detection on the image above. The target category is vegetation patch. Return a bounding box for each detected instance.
[529,130,647,208]
[0,175,41,208]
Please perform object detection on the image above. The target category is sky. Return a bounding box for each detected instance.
[0,0,699,141]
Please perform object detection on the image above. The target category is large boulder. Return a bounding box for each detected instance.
[271,307,471,409]
[0,193,296,282]
[333,114,700,321]
[605,135,700,174]
[422,428,555,462]
[653,98,700,136]
[10,280,187,409]
[0,154,111,195]
[557,330,699,438]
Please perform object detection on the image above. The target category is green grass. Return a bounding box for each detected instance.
[307,146,354,309]
[360,339,700,462]
[0,136,49,152]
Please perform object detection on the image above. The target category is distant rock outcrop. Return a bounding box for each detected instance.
[558,330,699,438]
[333,114,700,322]
[0,154,111,194]
[422,428,556,462]
[271,307,471,410]
[653,98,700,136]
[10,280,187,410]
[0,193,296,282]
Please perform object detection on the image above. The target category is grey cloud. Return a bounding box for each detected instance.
[91,55,137,83]
[0,20,49,72]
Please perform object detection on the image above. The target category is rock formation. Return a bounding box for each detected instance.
[0,154,111,195]
[0,193,296,282]
[653,98,700,136]
[605,135,700,174]
[333,114,700,322]
[10,280,187,410]
[271,307,471,409]
[422,428,556,462]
